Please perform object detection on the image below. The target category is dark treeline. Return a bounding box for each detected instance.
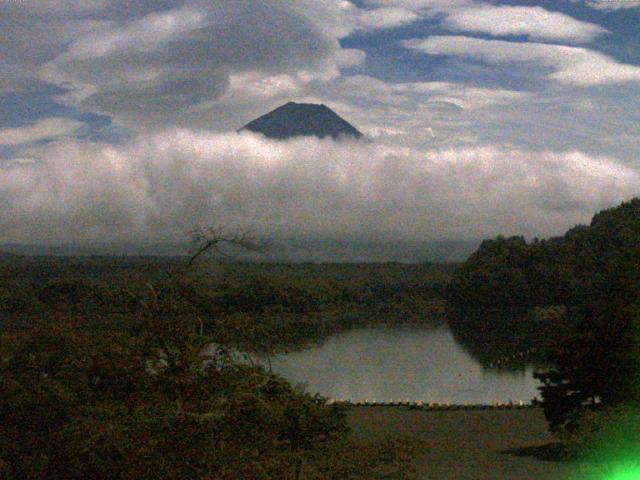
[447,198,640,310]
[448,198,640,461]
[0,259,452,352]
[448,307,569,371]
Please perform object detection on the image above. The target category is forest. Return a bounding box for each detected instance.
[0,257,452,352]
[447,198,640,310]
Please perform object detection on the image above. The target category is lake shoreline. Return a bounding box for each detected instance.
[334,401,537,410]
[268,325,542,405]
[347,406,578,479]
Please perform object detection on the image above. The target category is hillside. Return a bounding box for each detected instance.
[447,198,640,310]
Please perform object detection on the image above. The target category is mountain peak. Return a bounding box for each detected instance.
[239,102,363,140]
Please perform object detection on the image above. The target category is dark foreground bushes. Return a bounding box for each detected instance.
[0,311,424,480]
[0,315,339,479]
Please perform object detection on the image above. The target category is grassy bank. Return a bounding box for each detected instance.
[348,406,578,480]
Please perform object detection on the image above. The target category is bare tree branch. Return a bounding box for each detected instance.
[186,225,266,270]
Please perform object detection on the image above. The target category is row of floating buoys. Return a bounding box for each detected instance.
[326,399,533,410]
[489,347,537,368]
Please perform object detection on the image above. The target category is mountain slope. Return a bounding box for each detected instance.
[240,102,363,140]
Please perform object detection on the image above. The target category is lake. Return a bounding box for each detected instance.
[266,326,541,404]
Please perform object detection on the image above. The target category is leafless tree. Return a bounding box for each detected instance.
[186,225,266,269]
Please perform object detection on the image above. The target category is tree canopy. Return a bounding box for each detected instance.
[447,198,640,310]
[448,198,640,437]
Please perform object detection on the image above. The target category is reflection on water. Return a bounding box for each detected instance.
[448,309,555,370]
[267,326,541,404]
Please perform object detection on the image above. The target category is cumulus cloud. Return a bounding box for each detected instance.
[403,36,640,86]
[38,1,344,127]
[2,132,638,244]
[443,5,608,43]
[0,118,86,147]
[0,0,432,128]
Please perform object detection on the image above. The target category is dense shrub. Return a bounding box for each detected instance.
[0,315,348,480]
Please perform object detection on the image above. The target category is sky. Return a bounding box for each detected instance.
[1,0,640,245]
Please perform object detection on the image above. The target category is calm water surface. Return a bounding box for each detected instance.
[267,326,540,404]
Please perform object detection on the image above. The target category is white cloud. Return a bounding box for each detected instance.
[0,7,113,92]
[1,0,637,167]
[403,36,640,86]
[2,132,638,244]
[185,69,640,164]
[337,49,368,69]
[0,118,86,147]
[364,0,474,10]
[36,1,364,128]
[443,5,608,43]
[355,7,420,30]
[361,1,616,45]
[337,76,531,108]
[581,0,640,10]
[62,7,207,61]
[196,72,531,142]
[228,74,303,101]
[225,73,528,112]
[286,0,425,36]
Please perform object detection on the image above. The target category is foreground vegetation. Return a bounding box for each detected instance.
[0,257,451,353]
[0,238,431,479]
[0,316,425,479]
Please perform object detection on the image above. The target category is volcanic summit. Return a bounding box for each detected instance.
[240,102,363,140]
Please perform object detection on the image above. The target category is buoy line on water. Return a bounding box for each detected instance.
[326,399,538,411]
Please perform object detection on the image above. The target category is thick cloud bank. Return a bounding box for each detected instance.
[2,132,638,244]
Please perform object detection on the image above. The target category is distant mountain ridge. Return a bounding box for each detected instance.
[240,102,363,140]
[0,250,21,260]
[0,239,478,263]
